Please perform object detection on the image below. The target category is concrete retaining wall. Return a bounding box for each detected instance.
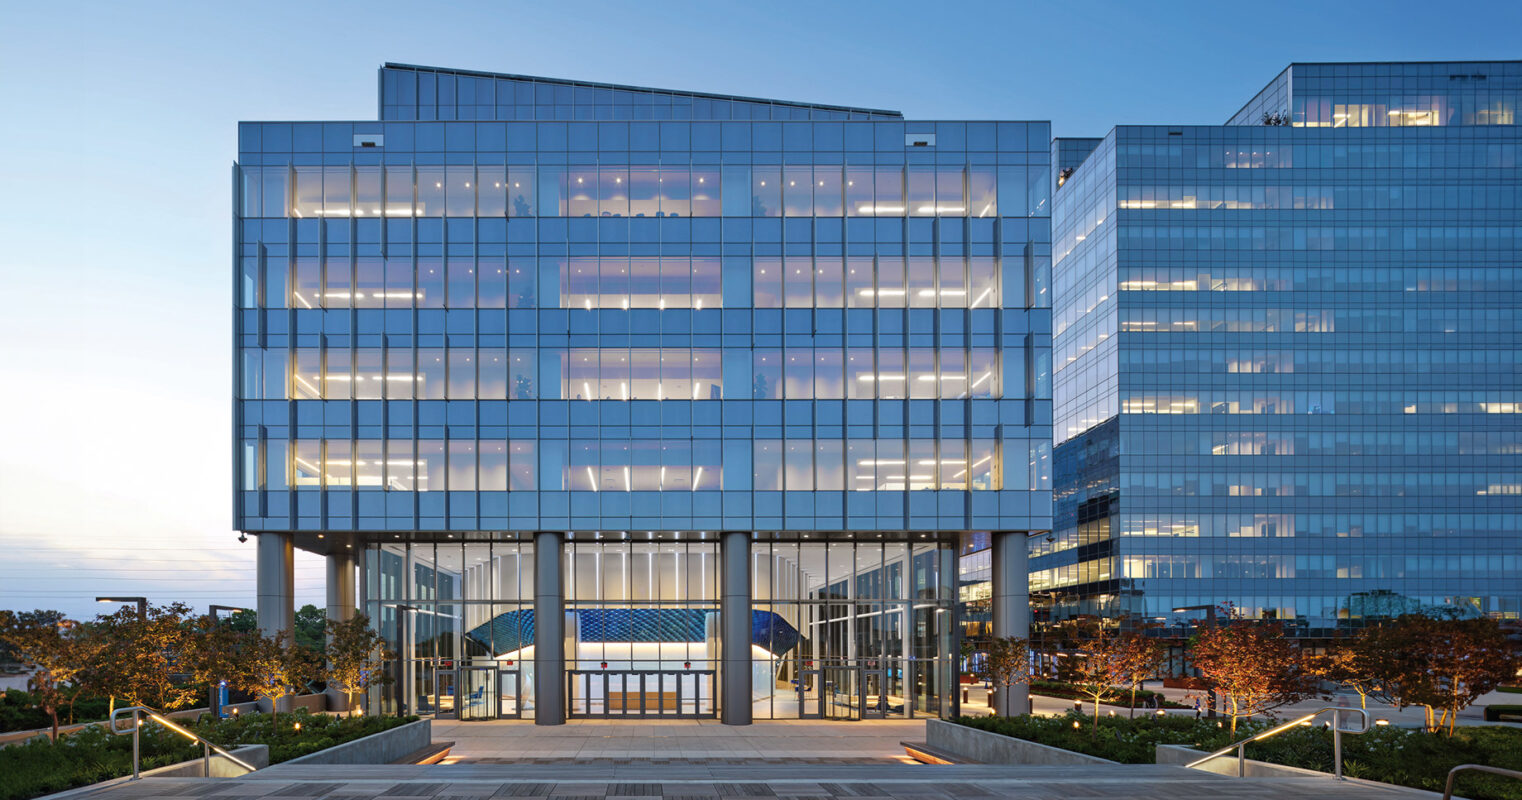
[142,744,269,778]
[926,719,1117,765]
[34,746,269,800]
[1156,744,1343,778]
[277,719,430,765]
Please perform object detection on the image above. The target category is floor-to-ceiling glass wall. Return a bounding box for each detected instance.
[751,535,957,720]
[364,532,958,721]
[563,533,720,718]
[365,537,534,719]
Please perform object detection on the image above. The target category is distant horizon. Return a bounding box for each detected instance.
[3,0,1519,618]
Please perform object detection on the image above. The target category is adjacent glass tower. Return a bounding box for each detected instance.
[1044,62,1521,634]
[236,64,1054,722]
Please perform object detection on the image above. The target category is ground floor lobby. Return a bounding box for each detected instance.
[346,531,967,723]
[258,528,1037,722]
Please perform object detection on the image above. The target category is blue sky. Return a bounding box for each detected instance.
[1,0,1517,619]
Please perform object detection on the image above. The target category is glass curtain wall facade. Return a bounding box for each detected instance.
[1045,61,1522,635]
[235,64,1053,721]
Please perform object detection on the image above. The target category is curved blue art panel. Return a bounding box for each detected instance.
[465,608,799,657]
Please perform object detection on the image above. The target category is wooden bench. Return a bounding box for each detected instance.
[393,741,454,764]
[608,691,679,711]
[901,741,978,765]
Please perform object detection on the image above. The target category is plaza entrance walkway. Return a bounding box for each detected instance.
[73,762,1435,800]
[428,718,923,762]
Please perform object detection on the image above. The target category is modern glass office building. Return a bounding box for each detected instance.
[236,64,1053,722]
[1043,61,1522,636]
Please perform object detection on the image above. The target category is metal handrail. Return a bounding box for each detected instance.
[1184,706,1369,779]
[1444,765,1522,800]
[109,706,258,779]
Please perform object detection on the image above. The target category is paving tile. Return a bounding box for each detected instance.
[492,785,552,797]
[267,784,341,798]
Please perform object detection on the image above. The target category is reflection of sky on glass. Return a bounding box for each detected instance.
[1,0,1515,617]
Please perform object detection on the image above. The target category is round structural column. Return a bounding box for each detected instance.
[720,530,752,725]
[326,549,357,624]
[256,532,295,644]
[990,530,1031,716]
[324,549,359,711]
[534,531,566,725]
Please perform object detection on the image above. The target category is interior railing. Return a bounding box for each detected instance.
[109,706,258,779]
[1184,707,1370,778]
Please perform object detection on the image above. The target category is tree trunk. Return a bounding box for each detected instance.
[50,709,59,742]
[1130,685,1137,719]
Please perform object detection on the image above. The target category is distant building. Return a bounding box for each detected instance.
[1043,62,1522,635]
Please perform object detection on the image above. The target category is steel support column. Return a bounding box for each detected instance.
[256,532,294,643]
[720,531,752,725]
[534,532,565,725]
[991,530,1031,716]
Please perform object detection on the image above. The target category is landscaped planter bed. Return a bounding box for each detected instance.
[0,710,417,800]
[956,714,1522,799]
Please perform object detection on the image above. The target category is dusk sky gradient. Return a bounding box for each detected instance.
[1,0,1517,618]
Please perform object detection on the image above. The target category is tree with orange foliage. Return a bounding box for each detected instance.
[1191,616,1317,734]
[0,614,99,740]
[1118,632,1166,718]
[1363,613,1520,735]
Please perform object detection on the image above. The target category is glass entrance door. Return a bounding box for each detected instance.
[797,666,863,720]
[498,669,521,718]
[433,666,457,717]
[459,667,496,720]
[566,670,716,719]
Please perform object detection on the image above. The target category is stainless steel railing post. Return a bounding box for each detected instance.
[110,704,257,777]
[131,712,140,780]
[1332,709,1343,780]
[1185,706,1370,776]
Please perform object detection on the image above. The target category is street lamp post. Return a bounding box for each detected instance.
[208,605,252,718]
[96,597,147,620]
[1173,605,1218,718]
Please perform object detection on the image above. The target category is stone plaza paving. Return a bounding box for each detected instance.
[64,720,1439,800]
[67,763,1436,800]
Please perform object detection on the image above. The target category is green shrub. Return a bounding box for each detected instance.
[956,714,1522,800]
[0,709,417,800]
[0,689,114,733]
